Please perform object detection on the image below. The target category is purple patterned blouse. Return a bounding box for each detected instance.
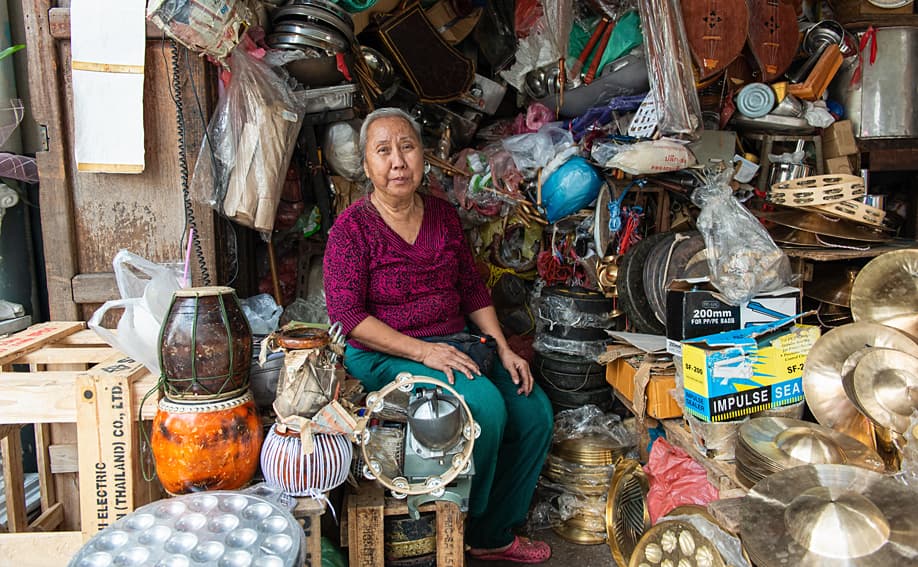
[323,193,492,349]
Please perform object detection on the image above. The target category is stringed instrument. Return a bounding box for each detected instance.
[681,0,749,81]
[746,0,799,82]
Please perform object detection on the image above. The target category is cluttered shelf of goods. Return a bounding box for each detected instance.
[6,0,918,566]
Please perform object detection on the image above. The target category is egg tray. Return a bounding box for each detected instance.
[68,491,305,567]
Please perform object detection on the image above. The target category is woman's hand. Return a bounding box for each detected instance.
[499,347,534,396]
[418,341,480,384]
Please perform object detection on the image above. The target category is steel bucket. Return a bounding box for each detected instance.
[831,26,918,139]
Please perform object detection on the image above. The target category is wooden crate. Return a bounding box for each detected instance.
[343,482,465,567]
[0,322,161,567]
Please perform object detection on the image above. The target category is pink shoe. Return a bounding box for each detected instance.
[470,536,552,564]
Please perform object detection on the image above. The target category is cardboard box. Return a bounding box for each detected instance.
[665,280,802,355]
[822,120,858,158]
[825,155,854,175]
[606,356,682,419]
[681,316,821,422]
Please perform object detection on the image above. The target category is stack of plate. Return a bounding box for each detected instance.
[734,417,885,487]
[268,0,355,87]
[545,434,631,545]
[269,0,354,53]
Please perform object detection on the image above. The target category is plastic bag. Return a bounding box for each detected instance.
[323,121,363,181]
[692,168,791,305]
[637,0,702,139]
[88,250,183,374]
[146,0,253,60]
[645,437,719,523]
[241,293,282,335]
[602,139,696,174]
[501,126,575,179]
[191,45,307,233]
[552,404,636,448]
[540,156,602,223]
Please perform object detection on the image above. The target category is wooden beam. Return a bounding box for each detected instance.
[34,424,57,511]
[49,443,78,474]
[49,7,166,40]
[28,502,63,532]
[16,347,116,365]
[55,330,109,346]
[0,371,158,424]
[0,531,83,567]
[1,433,27,532]
[0,322,84,367]
[71,273,118,304]
[23,1,79,320]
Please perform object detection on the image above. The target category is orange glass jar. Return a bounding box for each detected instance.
[151,391,264,495]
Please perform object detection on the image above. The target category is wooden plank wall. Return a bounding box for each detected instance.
[24,0,218,321]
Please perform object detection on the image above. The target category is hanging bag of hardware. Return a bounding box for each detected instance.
[692,167,791,305]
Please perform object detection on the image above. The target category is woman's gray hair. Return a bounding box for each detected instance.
[358,107,422,164]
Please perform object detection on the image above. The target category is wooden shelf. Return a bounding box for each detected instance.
[660,418,748,496]
[781,240,918,262]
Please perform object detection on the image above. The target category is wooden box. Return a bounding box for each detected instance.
[0,322,161,566]
[342,482,465,567]
[606,357,682,420]
[828,0,916,26]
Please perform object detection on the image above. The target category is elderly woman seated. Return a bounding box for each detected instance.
[323,107,554,563]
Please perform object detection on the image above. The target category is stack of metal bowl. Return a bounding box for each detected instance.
[734,417,885,487]
[268,0,355,87]
[543,434,629,545]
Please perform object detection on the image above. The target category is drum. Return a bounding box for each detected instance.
[159,286,252,400]
[260,424,352,496]
[151,391,263,495]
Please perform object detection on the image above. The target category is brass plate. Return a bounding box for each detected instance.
[753,208,892,242]
[741,464,918,566]
[553,521,606,545]
[606,459,650,567]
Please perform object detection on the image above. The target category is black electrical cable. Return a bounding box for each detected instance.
[167,38,211,286]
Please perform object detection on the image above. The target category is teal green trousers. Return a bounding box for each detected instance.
[344,345,554,549]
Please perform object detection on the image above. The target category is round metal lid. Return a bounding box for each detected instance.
[627,519,726,567]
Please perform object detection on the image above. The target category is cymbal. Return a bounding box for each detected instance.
[850,249,918,324]
[753,208,892,242]
[738,417,884,473]
[802,322,918,447]
[768,225,874,248]
[804,267,859,307]
[741,464,918,567]
[852,348,918,434]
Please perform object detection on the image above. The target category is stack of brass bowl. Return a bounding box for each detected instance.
[734,417,885,487]
[546,434,629,545]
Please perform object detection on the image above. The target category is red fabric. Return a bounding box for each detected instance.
[644,438,719,524]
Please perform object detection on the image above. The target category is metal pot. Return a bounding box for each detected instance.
[830,26,918,139]
[768,163,814,187]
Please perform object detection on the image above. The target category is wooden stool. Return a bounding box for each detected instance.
[343,482,465,567]
[293,496,326,567]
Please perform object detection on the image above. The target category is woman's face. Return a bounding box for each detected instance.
[363,116,424,200]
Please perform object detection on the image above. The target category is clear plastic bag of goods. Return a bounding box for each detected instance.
[191,45,307,233]
[552,404,636,448]
[691,167,791,305]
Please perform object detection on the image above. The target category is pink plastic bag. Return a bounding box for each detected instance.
[644,437,719,523]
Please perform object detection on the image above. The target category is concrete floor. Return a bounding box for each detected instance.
[466,527,619,567]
